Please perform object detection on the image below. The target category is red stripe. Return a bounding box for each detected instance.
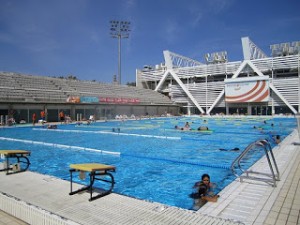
[252,89,269,102]
[226,81,267,102]
[226,81,260,99]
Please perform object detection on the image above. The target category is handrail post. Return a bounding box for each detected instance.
[231,139,280,187]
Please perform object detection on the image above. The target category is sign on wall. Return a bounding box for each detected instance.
[224,76,269,103]
[67,96,140,104]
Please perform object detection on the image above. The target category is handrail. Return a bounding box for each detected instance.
[231,139,280,187]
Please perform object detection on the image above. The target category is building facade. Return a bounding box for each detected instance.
[136,37,300,116]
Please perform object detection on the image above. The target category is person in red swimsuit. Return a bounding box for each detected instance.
[40,110,45,121]
[32,113,36,126]
[59,111,65,124]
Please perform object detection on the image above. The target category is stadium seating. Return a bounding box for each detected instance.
[0,72,172,105]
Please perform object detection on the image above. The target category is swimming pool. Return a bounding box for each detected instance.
[0,116,296,209]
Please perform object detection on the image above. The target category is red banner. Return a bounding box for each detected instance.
[97,96,140,104]
[99,97,107,103]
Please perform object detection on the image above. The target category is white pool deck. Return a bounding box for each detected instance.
[0,130,300,225]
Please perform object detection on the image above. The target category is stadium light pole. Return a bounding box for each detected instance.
[110,20,131,85]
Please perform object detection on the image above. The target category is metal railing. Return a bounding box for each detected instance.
[230,139,280,187]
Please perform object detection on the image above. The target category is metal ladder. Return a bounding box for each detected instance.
[230,139,280,187]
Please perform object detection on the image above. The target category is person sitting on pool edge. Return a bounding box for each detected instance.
[190,174,219,210]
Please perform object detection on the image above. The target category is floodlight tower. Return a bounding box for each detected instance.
[110,20,131,85]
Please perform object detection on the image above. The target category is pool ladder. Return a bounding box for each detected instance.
[230,139,280,187]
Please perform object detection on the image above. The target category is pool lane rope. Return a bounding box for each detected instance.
[122,153,231,169]
[0,137,120,156]
[33,128,181,140]
[0,136,230,169]
[75,124,160,130]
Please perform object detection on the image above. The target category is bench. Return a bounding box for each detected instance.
[69,163,116,201]
[0,150,31,175]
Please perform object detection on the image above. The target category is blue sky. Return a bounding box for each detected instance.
[0,0,299,84]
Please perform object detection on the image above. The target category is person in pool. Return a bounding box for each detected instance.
[47,124,57,129]
[183,122,191,130]
[219,147,240,151]
[174,125,182,130]
[174,124,191,131]
[273,135,281,144]
[197,126,209,131]
[190,174,219,210]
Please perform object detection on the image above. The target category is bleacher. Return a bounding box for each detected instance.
[0,72,173,105]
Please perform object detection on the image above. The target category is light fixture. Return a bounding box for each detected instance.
[110,20,131,85]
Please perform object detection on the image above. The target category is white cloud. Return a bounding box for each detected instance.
[162,19,181,44]
[207,0,234,14]
[124,0,136,9]
[187,0,235,27]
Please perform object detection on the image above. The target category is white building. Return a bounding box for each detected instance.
[136,37,300,116]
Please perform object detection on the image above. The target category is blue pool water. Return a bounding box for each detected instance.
[0,116,296,209]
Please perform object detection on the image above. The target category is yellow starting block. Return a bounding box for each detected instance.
[69,163,116,201]
[0,150,31,175]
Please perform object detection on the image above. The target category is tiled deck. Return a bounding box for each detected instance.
[0,210,28,225]
[263,149,300,225]
[0,130,300,224]
[199,130,300,225]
